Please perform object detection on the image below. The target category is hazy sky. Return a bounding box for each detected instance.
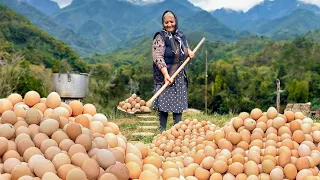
[51,0,320,12]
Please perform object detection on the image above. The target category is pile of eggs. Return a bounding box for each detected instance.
[144,107,320,180]
[2,90,320,180]
[118,94,151,114]
[0,91,151,180]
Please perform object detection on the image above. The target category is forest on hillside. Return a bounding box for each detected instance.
[1,4,320,115]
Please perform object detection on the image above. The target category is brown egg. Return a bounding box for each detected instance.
[125,153,142,167]
[7,93,23,105]
[51,130,70,145]
[124,162,141,179]
[292,130,305,143]
[52,153,71,169]
[296,157,310,171]
[59,139,75,152]
[33,158,56,178]
[43,108,53,117]
[107,162,130,180]
[40,139,58,153]
[267,107,278,119]
[14,104,29,119]
[33,133,49,148]
[42,172,60,180]
[27,154,44,172]
[60,102,72,116]
[69,152,89,167]
[212,160,228,174]
[25,108,41,125]
[75,115,90,128]
[23,147,42,162]
[46,92,61,109]
[0,124,15,139]
[98,173,118,180]
[33,103,47,113]
[0,137,8,157]
[244,118,256,131]
[11,164,31,180]
[39,119,59,137]
[228,162,244,176]
[239,112,250,120]
[83,104,96,116]
[250,108,263,120]
[4,158,21,173]
[104,133,118,148]
[90,121,104,134]
[75,134,92,151]
[52,107,69,118]
[3,150,21,162]
[94,137,109,149]
[295,112,305,120]
[66,167,87,180]
[68,144,86,158]
[143,155,162,169]
[57,164,76,179]
[244,161,259,176]
[45,146,61,161]
[23,91,40,107]
[17,138,35,156]
[0,99,13,114]
[272,117,286,129]
[106,122,120,135]
[1,110,17,125]
[196,167,212,180]
[79,158,99,179]
[27,124,39,139]
[69,100,84,116]
[66,122,82,141]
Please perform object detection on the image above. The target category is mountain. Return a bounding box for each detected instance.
[22,0,60,15]
[256,9,320,40]
[52,0,249,52]
[211,0,320,40]
[0,0,98,56]
[212,0,320,31]
[2,0,250,56]
[0,4,79,68]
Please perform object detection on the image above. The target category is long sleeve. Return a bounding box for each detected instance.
[152,34,166,70]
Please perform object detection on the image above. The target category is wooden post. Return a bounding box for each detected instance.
[277,79,281,112]
[205,50,208,114]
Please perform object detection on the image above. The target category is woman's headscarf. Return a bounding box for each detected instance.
[161,10,185,56]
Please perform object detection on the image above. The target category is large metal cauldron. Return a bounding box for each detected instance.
[52,73,89,98]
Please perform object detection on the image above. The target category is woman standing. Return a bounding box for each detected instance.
[152,10,194,132]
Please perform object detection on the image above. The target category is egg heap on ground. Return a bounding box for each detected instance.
[1,91,320,180]
[146,107,320,180]
[118,94,151,114]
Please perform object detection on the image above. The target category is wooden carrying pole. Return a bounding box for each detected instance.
[146,37,205,107]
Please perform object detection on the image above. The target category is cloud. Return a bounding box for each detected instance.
[301,0,320,6]
[51,0,320,11]
[50,0,72,8]
[187,0,264,12]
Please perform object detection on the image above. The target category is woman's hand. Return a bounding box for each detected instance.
[164,73,173,85]
[188,48,194,59]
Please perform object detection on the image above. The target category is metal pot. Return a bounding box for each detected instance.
[52,73,89,98]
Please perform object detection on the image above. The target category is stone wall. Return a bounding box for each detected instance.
[285,103,311,116]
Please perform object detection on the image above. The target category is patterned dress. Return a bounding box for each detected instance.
[152,34,188,113]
